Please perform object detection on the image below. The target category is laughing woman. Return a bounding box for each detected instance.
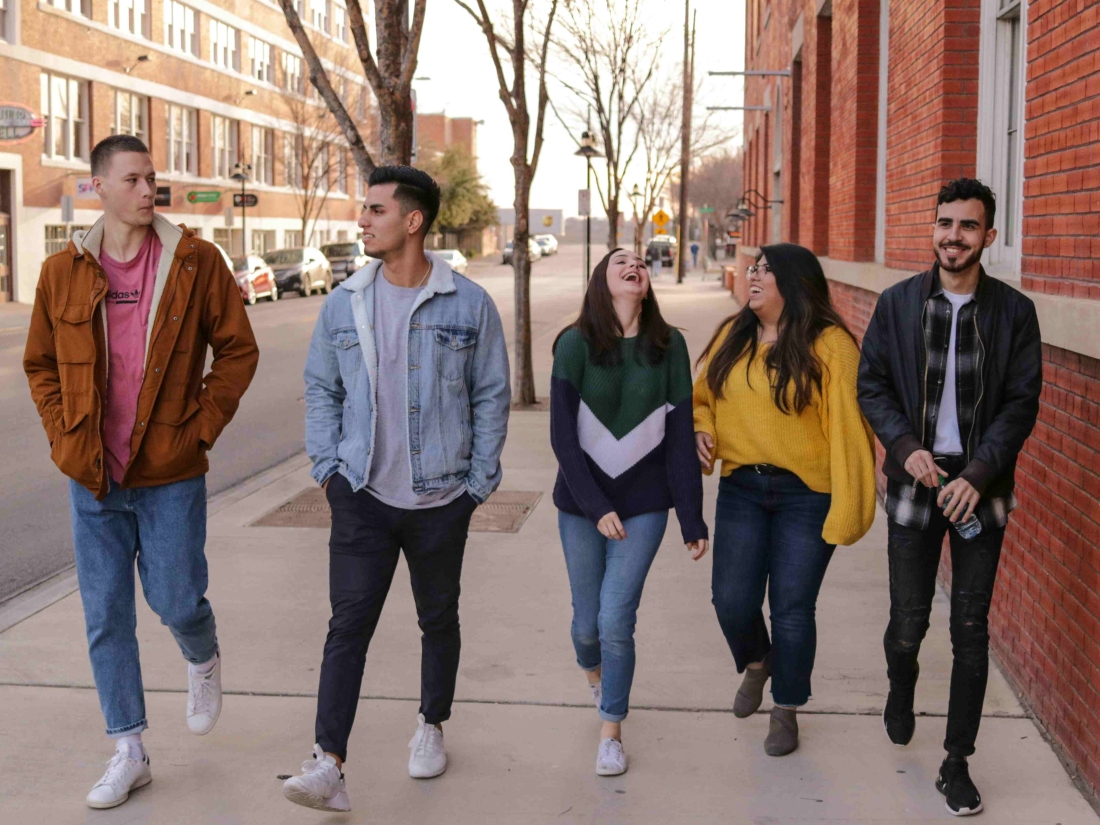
[694,243,876,756]
[551,248,708,777]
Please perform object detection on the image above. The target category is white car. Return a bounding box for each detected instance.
[437,249,469,276]
[534,234,558,256]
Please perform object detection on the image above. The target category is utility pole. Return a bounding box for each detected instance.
[676,1,695,284]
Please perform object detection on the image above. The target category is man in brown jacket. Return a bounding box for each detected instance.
[23,135,258,809]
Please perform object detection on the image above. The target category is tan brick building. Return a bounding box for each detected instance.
[736,0,1100,794]
[0,0,373,303]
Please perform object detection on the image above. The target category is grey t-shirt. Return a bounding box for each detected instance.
[366,270,466,509]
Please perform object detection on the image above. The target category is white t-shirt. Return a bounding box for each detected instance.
[932,290,975,454]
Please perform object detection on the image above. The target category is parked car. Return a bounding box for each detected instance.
[502,238,542,265]
[321,240,370,283]
[436,249,469,276]
[645,236,677,269]
[231,255,278,304]
[534,234,559,256]
[263,247,333,297]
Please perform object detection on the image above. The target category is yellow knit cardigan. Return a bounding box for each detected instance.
[692,325,877,546]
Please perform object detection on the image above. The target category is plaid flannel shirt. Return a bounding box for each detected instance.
[885,281,1017,531]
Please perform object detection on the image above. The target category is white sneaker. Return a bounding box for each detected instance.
[282,745,351,812]
[187,651,222,735]
[86,744,152,809]
[408,714,447,778]
[589,681,602,710]
[596,737,627,776]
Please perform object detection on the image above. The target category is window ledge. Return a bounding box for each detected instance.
[40,155,91,171]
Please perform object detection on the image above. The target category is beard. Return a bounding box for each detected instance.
[935,242,984,273]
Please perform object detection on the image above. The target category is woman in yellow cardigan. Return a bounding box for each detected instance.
[694,243,876,757]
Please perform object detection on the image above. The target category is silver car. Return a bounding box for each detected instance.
[436,249,469,276]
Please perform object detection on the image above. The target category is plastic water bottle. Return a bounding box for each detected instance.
[939,476,983,540]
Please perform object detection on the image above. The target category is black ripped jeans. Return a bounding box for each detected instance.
[884,507,1005,758]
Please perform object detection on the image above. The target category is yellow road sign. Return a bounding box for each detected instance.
[651,209,670,227]
[654,227,667,235]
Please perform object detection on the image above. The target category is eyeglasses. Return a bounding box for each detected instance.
[746,264,773,276]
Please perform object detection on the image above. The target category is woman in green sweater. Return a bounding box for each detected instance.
[551,248,708,776]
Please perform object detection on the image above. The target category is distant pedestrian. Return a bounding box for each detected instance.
[690,242,700,268]
[858,178,1042,817]
[283,166,510,812]
[550,248,708,777]
[694,243,876,758]
[23,135,259,809]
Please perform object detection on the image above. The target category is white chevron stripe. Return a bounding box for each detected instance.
[577,401,673,479]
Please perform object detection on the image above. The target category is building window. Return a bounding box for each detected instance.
[355,167,364,199]
[113,91,148,143]
[284,133,303,188]
[45,225,91,254]
[355,85,367,121]
[211,115,238,179]
[282,52,305,95]
[209,19,239,71]
[40,73,89,162]
[167,104,197,175]
[252,126,274,184]
[284,229,302,248]
[252,229,276,255]
[165,0,198,56]
[335,148,346,194]
[48,0,90,18]
[312,0,330,34]
[334,4,347,42]
[998,0,1022,248]
[1,0,10,41]
[249,37,273,83]
[109,0,147,37]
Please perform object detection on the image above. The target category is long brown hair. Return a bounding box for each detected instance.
[553,248,672,367]
[696,243,854,414]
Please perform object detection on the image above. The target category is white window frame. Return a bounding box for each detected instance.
[976,0,1027,274]
[1,0,13,42]
[335,147,346,194]
[249,37,273,84]
[113,90,148,143]
[334,3,347,43]
[108,0,148,37]
[284,229,303,248]
[312,0,330,34]
[252,126,274,184]
[211,115,238,179]
[209,19,239,71]
[164,0,198,57]
[284,133,303,188]
[40,72,89,162]
[282,52,304,96]
[48,0,90,19]
[166,103,198,175]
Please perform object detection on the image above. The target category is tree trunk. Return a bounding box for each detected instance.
[607,199,620,251]
[512,166,536,406]
[378,89,414,165]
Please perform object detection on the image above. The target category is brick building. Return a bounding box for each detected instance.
[415,111,478,160]
[0,0,374,303]
[736,0,1100,794]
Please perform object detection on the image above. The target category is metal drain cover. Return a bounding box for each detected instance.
[251,489,542,533]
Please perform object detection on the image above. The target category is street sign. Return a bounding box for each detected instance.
[0,104,43,144]
[699,206,715,213]
[187,191,221,204]
[60,195,74,224]
[654,227,667,235]
[76,178,96,198]
[578,189,591,217]
[155,186,172,207]
[652,208,670,226]
[233,193,258,208]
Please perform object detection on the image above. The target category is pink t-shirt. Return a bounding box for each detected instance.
[100,230,161,483]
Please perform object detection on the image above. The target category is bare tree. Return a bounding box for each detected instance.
[686,149,744,254]
[453,0,560,407]
[278,0,425,174]
[282,93,339,247]
[551,0,659,251]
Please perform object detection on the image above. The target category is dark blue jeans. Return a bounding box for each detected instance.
[711,468,835,707]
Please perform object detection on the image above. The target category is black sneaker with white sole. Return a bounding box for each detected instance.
[936,756,983,816]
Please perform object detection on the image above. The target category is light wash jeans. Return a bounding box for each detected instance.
[558,510,668,722]
[69,476,217,737]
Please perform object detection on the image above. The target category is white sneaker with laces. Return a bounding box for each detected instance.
[596,737,627,776]
[86,744,152,809]
[187,651,222,735]
[282,744,351,812]
[408,713,447,778]
[589,681,602,710]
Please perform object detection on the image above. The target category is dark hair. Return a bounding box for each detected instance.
[367,165,442,235]
[553,248,672,367]
[696,243,854,415]
[937,178,997,231]
[90,135,150,177]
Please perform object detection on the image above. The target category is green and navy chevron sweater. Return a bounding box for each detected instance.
[550,327,708,543]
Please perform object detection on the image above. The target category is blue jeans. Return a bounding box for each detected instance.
[558,510,668,722]
[711,468,835,707]
[69,476,218,737]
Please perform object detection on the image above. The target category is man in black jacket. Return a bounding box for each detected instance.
[858,178,1042,817]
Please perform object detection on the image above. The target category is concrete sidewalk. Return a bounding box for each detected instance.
[1,276,1096,824]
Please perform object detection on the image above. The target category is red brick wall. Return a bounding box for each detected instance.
[883,0,981,271]
[1019,0,1100,299]
[799,10,832,256]
[828,0,880,262]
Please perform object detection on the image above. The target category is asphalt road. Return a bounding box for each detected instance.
[0,245,588,602]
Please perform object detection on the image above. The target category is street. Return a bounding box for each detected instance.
[0,245,592,603]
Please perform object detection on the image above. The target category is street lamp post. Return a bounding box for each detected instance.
[230,162,252,255]
[574,129,603,289]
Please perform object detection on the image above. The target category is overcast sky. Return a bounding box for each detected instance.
[412,0,746,219]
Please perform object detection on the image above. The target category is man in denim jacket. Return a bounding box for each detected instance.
[283,166,510,812]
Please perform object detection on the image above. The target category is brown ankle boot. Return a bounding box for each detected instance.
[733,655,771,718]
[764,706,799,756]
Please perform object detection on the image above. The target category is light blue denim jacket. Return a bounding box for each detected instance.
[304,251,511,502]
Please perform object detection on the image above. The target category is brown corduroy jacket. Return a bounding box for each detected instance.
[23,214,259,499]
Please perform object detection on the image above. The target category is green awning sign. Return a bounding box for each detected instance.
[187,191,221,204]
